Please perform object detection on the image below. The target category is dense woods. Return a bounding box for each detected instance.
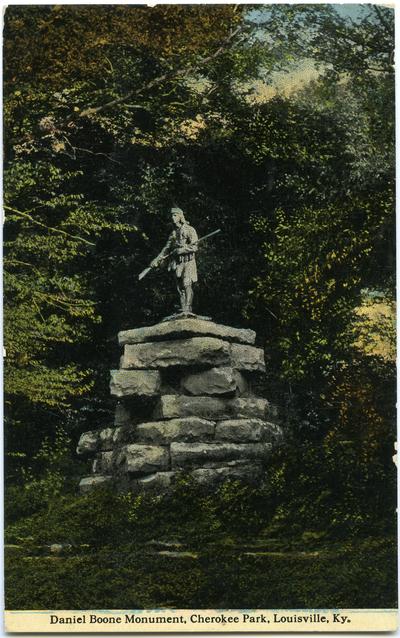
[5,4,396,609]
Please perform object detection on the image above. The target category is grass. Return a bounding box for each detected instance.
[6,535,397,610]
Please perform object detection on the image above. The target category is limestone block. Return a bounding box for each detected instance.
[215,419,265,442]
[98,428,115,450]
[235,372,249,395]
[110,369,161,397]
[113,426,130,445]
[118,318,256,346]
[170,442,272,468]
[230,343,265,372]
[260,421,284,443]
[112,424,138,445]
[234,398,272,420]
[191,461,263,485]
[79,475,112,493]
[154,395,270,421]
[114,402,131,426]
[115,444,170,474]
[136,472,176,492]
[121,337,231,369]
[76,431,99,455]
[93,451,114,474]
[215,419,283,443]
[201,459,264,469]
[136,417,215,444]
[181,367,247,396]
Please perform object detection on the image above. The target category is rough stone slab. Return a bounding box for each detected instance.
[154,395,270,421]
[113,423,169,446]
[136,417,215,444]
[112,426,129,444]
[98,428,115,450]
[79,475,112,493]
[170,442,272,468]
[115,444,170,474]
[118,318,256,346]
[114,402,131,426]
[93,451,114,474]
[230,343,265,372]
[215,419,265,442]
[215,419,283,443]
[200,459,262,469]
[181,367,247,396]
[112,425,136,445]
[260,421,283,442]
[235,372,249,395]
[76,431,99,455]
[110,369,161,397]
[121,337,231,370]
[136,472,176,492]
[191,462,263,485]
[78,425,135,455]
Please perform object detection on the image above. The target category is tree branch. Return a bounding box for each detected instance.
[71,145,122,164]
[366,65,391,73]
[373,5,393,37]
[4,205,96,246]
[79,26,242,118]
[4,258,43,277]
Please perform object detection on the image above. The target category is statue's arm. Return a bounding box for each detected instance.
[189,227,199,251]
[151,233,174,267]
[177,226,198,255]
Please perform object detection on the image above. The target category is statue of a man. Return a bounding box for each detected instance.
[151,207,198,314]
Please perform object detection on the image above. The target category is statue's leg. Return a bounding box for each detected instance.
[176,278,186,312]
[185,284,193,313]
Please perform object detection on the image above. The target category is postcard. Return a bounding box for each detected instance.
[3,1,397,633]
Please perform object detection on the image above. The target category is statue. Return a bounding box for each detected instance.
[138,207,220,318]
[152,207,198,314]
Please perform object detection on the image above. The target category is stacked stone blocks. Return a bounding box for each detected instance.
[78,318,282,493]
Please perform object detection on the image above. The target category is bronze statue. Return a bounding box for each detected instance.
[139,207,220,317]
[152,207,198,314]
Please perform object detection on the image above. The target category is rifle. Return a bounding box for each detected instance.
[138,228,221,281]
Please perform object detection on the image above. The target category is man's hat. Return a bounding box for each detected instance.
[171,207,184,215]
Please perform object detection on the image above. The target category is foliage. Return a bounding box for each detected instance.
[5,426,85,523]
[5,478,271,548]
[261,4,394,79]
[6,538,397,609]
[3,3,264,475]
[5,483,397,609]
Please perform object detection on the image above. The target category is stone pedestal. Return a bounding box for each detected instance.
[78,317,283,493]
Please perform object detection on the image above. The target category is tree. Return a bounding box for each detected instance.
[4,4,264,478]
